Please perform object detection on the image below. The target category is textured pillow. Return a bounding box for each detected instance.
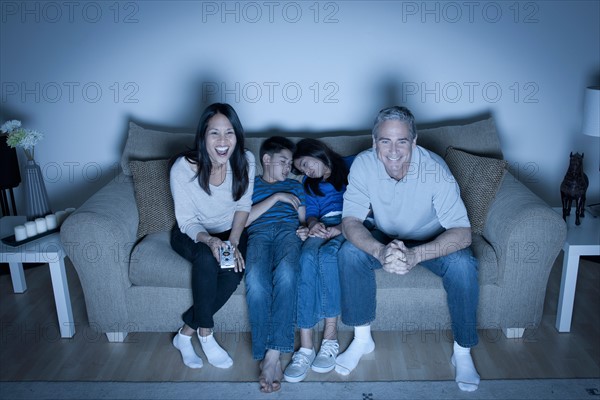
[121,122,195,176]
[419,117,502,159]
[444,147,507,235]
[129,159,176,238]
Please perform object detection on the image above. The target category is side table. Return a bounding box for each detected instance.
[552,208,600,332]
[0,216,76,338]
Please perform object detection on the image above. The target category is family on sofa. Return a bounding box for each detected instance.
[168,103,480,393]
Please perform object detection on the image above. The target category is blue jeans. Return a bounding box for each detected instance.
[245,222,302,360]
[297,215,344,328]
[338,229,479,348]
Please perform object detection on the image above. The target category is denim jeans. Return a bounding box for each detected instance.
[170,227,246,330]
[297,215,344,328]
[338,229,479,348]
[245,222,302,360]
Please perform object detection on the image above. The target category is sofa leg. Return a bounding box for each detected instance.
[106,331,128,342]
[502,327,525,339]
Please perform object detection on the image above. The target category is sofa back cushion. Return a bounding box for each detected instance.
[121,122,195,176]
[121,117,502,175]
[444,147,508,235]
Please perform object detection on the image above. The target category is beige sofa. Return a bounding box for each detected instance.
[61,117,566,342]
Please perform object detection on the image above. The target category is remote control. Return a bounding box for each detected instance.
[220,241,235,268]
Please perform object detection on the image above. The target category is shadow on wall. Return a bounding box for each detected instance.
[51,74,222,211]
[119,73,499,158]
[117,73,223,156]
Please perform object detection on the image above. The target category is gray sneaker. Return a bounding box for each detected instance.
[311,339,339,373]
[283,348,315,383]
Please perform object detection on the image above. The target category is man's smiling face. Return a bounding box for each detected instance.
[373,119,416,181]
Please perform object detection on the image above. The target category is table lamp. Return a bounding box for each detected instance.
[582,86,600,139]
[582,86,600,216]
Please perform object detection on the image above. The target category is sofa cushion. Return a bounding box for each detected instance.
[418,117,502,159]
[129,159,176,238]
[129,231,246,294]
[121,122,195,176]
[444,147,507,235]
[130,231,497,290]
[129,231,191,288]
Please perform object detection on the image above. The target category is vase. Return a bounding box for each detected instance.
[24,159,51,220]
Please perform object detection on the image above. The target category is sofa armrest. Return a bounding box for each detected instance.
[60,173,138,332]
[482,172,566,327]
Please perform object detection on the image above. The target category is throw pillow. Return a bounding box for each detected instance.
[129,159,176,239]
[444,147,507,235]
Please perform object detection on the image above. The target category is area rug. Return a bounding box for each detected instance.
[1,379,598,400]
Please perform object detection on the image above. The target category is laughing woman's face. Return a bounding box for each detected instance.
[205,113,237,166]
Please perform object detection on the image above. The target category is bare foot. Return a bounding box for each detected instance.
[259,350,282,393]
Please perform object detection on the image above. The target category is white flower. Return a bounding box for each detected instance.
[1,120,22,133]
[2,120,44,161]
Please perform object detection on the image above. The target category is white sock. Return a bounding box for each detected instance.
[198,331,233,369]
[172,329,203,369]
[334,326,375,376]
[451,341,480,392]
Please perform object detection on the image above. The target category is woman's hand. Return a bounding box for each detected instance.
[206,236,225,262]
[231,244,245,273]
[227,239,245,273]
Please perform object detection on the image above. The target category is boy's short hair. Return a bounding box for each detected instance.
[259,136,296,167]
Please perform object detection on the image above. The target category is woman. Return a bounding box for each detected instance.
[169,103,255,369]
[283,138,353,382]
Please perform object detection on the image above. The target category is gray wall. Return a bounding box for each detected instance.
[1,1,599,212]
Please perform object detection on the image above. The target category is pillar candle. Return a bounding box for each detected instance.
[24,221,38,237]
[35,218,47,234]
[45,214,58,230]
[55,210,67,226]
[14,225,27,241]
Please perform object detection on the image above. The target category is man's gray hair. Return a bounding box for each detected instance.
[372,106,417,140]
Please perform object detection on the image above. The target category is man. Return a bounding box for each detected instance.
[335,106,480,392]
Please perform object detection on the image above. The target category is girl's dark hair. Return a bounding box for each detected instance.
[292,138,348,197]
[171,103,249,201]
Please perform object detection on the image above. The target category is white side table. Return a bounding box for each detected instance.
[0,216,75,338]
[552,208,600,332]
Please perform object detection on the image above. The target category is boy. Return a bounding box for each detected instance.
[245,136,308,393]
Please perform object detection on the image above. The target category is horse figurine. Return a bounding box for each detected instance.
[560,152,589,225]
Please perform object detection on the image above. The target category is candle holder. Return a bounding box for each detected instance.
[24,159,51,220]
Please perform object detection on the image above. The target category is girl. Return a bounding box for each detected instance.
[283,138,353,382]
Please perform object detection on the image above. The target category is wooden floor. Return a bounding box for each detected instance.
[0,254,598,382]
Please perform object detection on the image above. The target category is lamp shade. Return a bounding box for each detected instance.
[582,86,600,137]
[0,135,21,189]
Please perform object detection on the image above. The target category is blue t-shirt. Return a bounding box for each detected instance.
[249,177,306,232]
[304,156,354,220]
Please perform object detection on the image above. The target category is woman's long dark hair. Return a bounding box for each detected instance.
[293,138,348,197]
[171,103,249,201]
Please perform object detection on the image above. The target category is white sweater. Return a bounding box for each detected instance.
[170,151,255,241]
